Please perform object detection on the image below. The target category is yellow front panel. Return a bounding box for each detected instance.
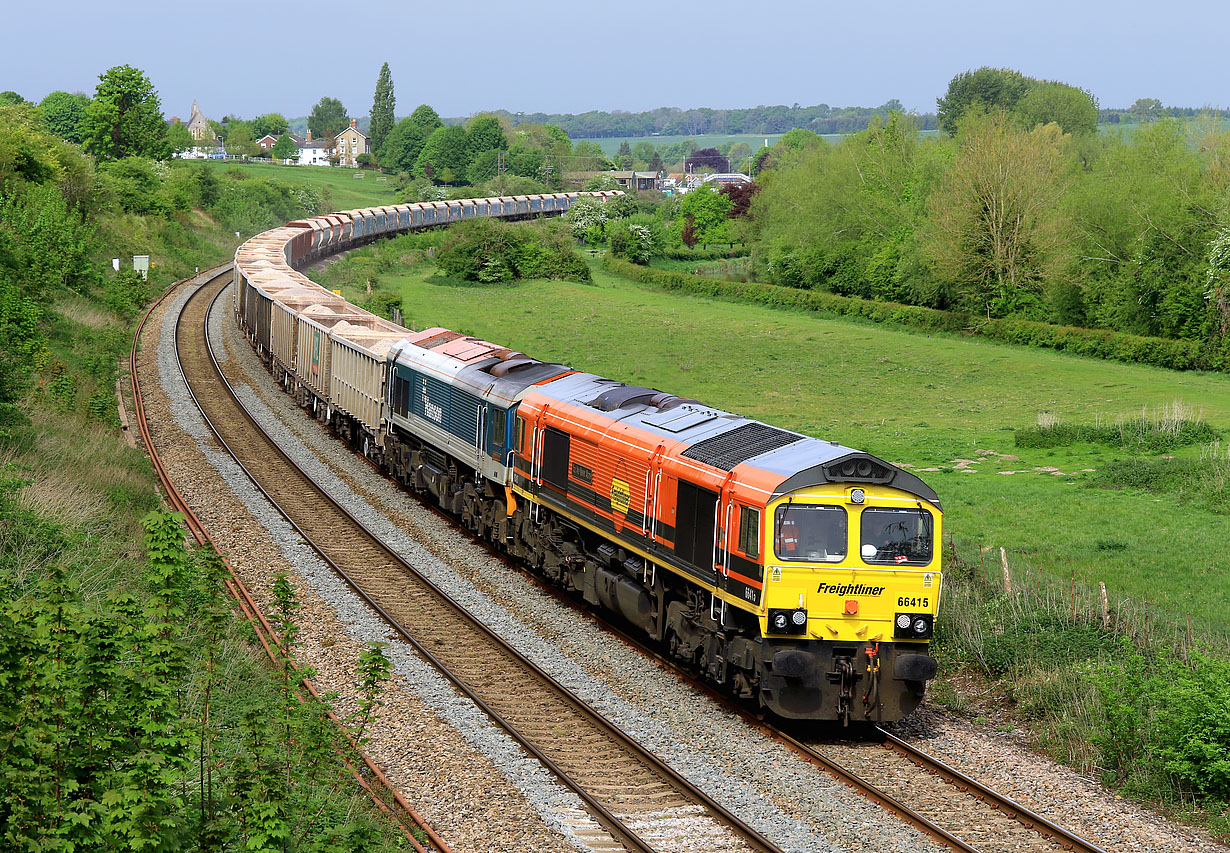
[760,482,942,643]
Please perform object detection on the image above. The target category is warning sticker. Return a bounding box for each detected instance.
[610,478,631,514]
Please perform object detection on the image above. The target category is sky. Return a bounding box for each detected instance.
[2,0,1228,123]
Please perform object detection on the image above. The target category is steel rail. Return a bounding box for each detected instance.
[130,267,451,853]
[182,277,784,853]
[877,729,1108,853]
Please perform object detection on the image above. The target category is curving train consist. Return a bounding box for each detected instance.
[232,191,943,724]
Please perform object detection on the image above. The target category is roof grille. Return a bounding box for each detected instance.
[414,329,465,350]
[681,422,803,471]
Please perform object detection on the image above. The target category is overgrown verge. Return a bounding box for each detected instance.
[2,104,410,848]
[935,543,1230,838]
[0,489,406,850]
[602,255,1222,372]
[1015,405,1221,451]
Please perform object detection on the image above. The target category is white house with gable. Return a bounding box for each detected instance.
[294,131,333,166]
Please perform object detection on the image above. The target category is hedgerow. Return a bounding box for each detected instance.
[602,256,1226,373]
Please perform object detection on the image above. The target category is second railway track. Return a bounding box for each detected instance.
[175,272,782,853]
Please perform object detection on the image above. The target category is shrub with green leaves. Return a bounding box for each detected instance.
[435,219,590,284]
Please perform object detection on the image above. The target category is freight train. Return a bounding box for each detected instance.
[231,191,943,724]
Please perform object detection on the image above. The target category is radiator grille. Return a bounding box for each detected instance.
[681,422,802,471]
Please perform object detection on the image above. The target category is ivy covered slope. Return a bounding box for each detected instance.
[0,73,407,850]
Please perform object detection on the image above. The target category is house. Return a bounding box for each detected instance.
[256,134,279,150]
[602,170,661,191]
[335,120,370,168]
[293,131,333,166]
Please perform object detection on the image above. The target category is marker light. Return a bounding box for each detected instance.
[850,488,865,504]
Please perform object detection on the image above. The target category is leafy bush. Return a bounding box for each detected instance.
[435,219,589,284]
[609,222,655,264]
[102,269,151,319]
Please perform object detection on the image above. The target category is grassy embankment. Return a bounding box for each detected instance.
[2,158,410,843]
[201,160,402,210]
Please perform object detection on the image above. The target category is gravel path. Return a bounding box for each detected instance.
[140,273,1229,853]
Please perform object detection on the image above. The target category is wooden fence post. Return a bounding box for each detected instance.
[1000,547,1012,593]
[1099,582,1110,630]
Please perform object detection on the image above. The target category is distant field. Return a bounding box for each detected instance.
[200,160,401,210]
[574,120,1226,157]
[315,258,1230,639]
[573,130,943,156]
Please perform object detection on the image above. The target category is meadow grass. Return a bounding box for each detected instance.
[201,160,403,210]
[325,259,1230,641]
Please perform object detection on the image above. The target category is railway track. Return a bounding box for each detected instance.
[175,273,783,853]
[132,266,450,853]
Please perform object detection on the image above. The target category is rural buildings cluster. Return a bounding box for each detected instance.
[170,100,752,192]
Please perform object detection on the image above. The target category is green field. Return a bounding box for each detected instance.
[574,120,1228,158]
[202,160,402,210]
[322,260,1230,639]
[573,130,945,157]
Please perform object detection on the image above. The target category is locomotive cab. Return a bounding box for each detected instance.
[759,480,942,724]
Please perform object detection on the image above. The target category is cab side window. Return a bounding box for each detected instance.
[738,506,760,559]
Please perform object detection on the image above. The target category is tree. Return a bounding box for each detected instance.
[271,133,298,162]
[616,140,632,169]
[415,125,469,183]
[38,91,88,144]
[369,63,395,155]
[251,113,289,139]
[0,92,25,106]
[224,123,257,157]
[308,96,348,139]
[936,67,1031,134]
[1130,98,1164,123]
[675,183,734,244]
[466,114,507,160]
[82,65,170,160]
[1017,82,1098,135]
[720,180,761,217]
[166,121,194,154]
[685,147,729,173]
[924,112,1071,316]
[632,140,656,166]
[408,104,443,134]
[572,140,609,170]
[378,118,427,173]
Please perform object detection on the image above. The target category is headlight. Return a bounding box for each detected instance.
[894,612,933,639]
[768,608,808,635]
